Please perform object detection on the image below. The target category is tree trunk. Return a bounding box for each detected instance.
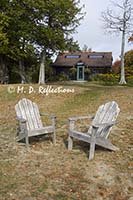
[119,30,126,84]
[0,56,9,84]
[19,60,26,84]
[38,51,45,84]
[119,7,126,85]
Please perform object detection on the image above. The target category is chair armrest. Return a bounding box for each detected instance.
[16,116,27,136]
[69,115,94,131]
[69,115,94,121]
[40,112,56,119]
[16,116,27,123]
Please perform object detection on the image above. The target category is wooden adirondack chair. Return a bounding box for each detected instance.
[15,98,56,146]
[68,101,120,160]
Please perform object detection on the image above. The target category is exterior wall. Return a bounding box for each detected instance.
[53,66,73,80]
[55,67,71,75]
[53,65,111,81]
[89,66,111,74]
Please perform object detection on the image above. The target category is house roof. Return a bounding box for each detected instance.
[53,52,112,67]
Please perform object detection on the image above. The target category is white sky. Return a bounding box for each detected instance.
[72,0,133,62]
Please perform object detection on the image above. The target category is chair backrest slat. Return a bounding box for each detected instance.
[33,103,43,129]
[15,98,43,130]
[88,101,120,138]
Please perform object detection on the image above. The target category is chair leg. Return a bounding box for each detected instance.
[68,136,73,150]
[89,136,96,160]
[25,135,29,147]
[52,131,56,145]
[25,130,29,147]
[89,142,96,160]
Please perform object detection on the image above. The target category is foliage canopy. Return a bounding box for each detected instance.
[0,0,84,82]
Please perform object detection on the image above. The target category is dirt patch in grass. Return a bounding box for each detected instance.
[0,83,132,200]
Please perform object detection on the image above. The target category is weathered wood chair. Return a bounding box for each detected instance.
[68,101,120,160]
[15,98,56,146]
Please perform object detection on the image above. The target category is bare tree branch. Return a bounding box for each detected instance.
[101,0,133,84]
[110,0,124,9]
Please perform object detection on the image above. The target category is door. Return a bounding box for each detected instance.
[77,65,84,81]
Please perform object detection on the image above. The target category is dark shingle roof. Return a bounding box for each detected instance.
[53,52,112,67]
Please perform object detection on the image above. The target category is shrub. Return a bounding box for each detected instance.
[69,68,76,80]
[126,75,133,84]
[58,72,69,81]
[84,68,91,74]
[69,67,77,74]
[90,73,120,84]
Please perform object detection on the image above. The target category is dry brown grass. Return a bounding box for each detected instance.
[0,83,132,200]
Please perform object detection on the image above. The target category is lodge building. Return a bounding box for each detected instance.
[52,52,113,81]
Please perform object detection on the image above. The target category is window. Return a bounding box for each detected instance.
[65,55,80,59]
[89,55,104,59]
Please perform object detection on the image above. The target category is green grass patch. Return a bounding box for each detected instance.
[55,88,102,116]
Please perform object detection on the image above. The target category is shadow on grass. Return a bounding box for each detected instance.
[17,134,54,146]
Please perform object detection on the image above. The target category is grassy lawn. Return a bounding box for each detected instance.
[0,82,132,200]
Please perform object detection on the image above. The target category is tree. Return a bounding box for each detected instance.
[128,34,133,42]
[0,0,10,83]
[124,49,133,68]
[101,0,133,84]
[0,0,39,83]
[82,44,88,52]
[65,38,81,52]
[38,52,45,84]
[35,0,84,84]
[0,0,84,83]
[112,59,121,73]
[82,44,92,52]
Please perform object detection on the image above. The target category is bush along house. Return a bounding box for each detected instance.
[52,52,113,81]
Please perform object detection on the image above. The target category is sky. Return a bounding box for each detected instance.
[72,0,133,62]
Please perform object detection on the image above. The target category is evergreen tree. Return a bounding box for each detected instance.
[0,0,84,83]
